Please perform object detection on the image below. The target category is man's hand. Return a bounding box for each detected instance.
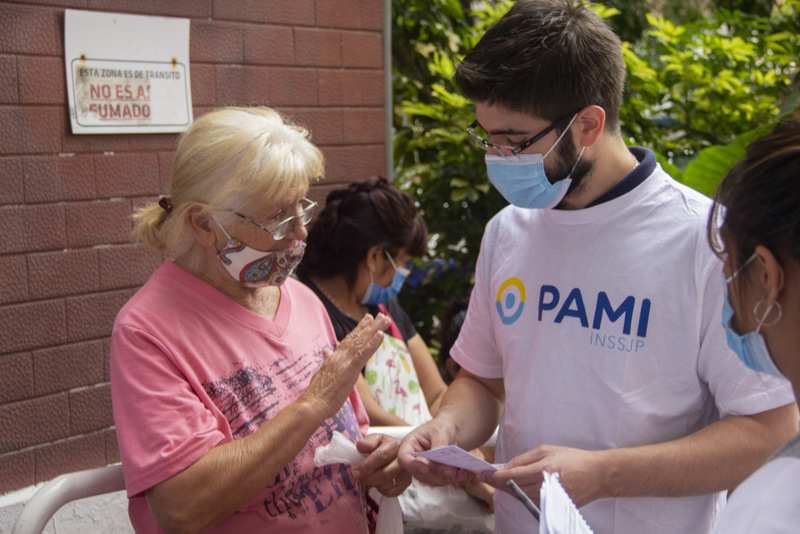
[353,434,411,497]
[397,417,472,486]
[482,444,610,507]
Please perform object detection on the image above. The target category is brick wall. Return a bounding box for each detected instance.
[0,0,386,495]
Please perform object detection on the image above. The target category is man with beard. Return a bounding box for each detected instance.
[398,2,798,534]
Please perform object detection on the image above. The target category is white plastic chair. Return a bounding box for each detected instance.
[12,463,125,534]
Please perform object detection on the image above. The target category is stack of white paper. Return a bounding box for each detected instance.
[539,472,593,534]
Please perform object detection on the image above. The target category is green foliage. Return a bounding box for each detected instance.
[393,0,800,344]
[622,4,800,164]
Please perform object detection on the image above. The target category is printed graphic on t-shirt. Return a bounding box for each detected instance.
[498,278,653,354]
[202,349,364,522]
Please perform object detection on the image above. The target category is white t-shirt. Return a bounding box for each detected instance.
[712,456,800,533]
[451,158,794,534]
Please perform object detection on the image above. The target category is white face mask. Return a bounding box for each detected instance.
[214,218,306,288]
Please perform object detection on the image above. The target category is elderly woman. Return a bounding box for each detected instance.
[110,107,410,534]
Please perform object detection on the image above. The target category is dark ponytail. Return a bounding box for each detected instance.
[709,112,800,267]
[298,177,428,285]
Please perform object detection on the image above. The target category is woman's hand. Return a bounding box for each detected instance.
[302,314,390,419]
[353,434,412,497]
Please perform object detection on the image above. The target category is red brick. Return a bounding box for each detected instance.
[216,64,272,105]
[342,108,384,144]
[28,248,99,300]
[318,68,383,106]
[0,393,70,453]
[0,299,66,353]
[215,64,248,106]
[3,0,87,6]
[322,144,385,183]
[212,0,269,22]
[215,0,315,25]
[22,106,63,154]
[23,154,96,203]
[281,108,343,145]
[0,55,17,104]
[0,4,62,55]
[0,156,24,204]
[84,0,149,12]
[191,21,243,64]
[244,25,294,66]
[268,67,317,106]
[0,255,28,305]
[18,56,65,104]
[190,63,216,106]
[35,432,106,483]
[127,134,179,152]
[104,427,120,463]
[0,448,35,494]
[32,340,104,396]
[152,0,212,17]
[65,199,132,248]
[317,0,383,30]
[341,31,383,68]
[95,152,160,198]
[0,204,67,254]
[62,133,130,154]
[264,0,315,25]
[65,289,133,342]
[0,352,33,404]
[98,243,161,290]
[69,383,113,434]
[295,28,341,67]
[158,150,175,191]
[0,107,25,154]
[102,337,111,381]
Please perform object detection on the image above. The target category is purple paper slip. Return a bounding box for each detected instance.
[413,445,504,472]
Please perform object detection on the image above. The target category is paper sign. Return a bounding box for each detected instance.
[65,9,192,134]
[413,445,504,472]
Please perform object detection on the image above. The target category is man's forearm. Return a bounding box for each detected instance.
[602,403,798,499]
[436,371,503,451]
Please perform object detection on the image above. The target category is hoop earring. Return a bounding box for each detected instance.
[753,299,782,330]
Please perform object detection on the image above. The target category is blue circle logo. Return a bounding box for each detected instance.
[495,277,526,325]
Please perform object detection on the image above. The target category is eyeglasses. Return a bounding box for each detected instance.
[219,197,318,241]
[466,112,576,157]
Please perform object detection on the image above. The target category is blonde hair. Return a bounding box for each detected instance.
[133,107,324,257]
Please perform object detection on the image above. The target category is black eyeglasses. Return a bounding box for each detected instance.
[466,112,577,157]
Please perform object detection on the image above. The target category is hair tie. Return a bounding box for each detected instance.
[158,196,174,213]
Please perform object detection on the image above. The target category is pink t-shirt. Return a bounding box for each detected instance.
[110,261,370,534]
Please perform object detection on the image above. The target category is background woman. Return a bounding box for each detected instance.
[297,177,446,426]
[709,112,800,533]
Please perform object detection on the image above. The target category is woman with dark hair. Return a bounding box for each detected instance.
[709,113,800,533]
[297,177,447,426]
[298,178,496,528]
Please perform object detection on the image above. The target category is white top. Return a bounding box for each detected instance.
[712,456,800,533]
[451,159,794,534]
[712,435,800,534]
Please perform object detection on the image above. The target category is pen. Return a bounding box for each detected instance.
[507,479,540,522]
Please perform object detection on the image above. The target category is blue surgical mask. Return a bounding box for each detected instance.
[362,251,409,306]
[722,254,784,377]
[485,115,585,209]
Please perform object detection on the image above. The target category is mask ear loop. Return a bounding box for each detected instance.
[565,146,587,180]
[543,113,579,160]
